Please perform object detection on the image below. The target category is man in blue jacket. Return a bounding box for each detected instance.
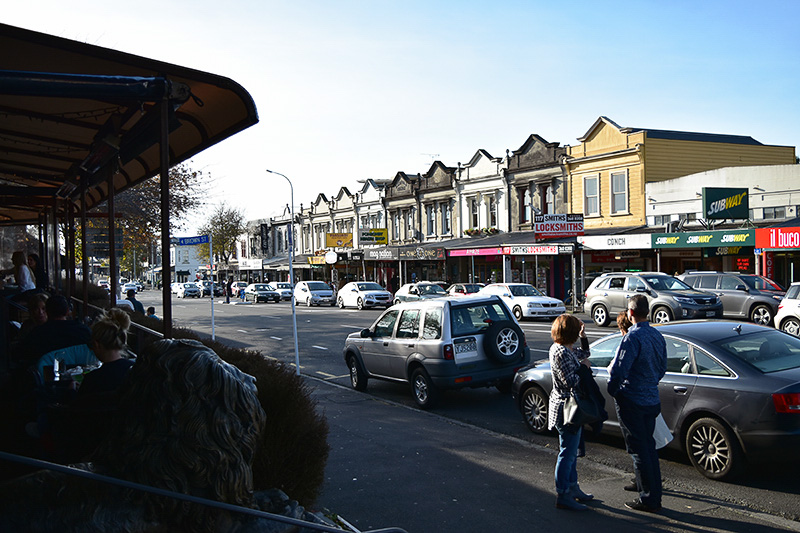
[607,294,667,513]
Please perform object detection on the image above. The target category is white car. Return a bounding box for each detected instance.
[294,280,335,307]
[170,282,183,294]
[122,282,138,294]
[268,282,293,301]
[479,283,565,321]
[775,282,800,336]
[176,282,201,298]
[337,281,393,310]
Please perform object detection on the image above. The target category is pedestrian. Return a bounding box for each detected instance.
[548,313,593,511]
[607,294,667,513]
[226,278,233,304]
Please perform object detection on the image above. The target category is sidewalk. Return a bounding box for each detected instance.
[312,379,800,533]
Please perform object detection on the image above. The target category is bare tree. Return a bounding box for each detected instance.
[197,202,246,268]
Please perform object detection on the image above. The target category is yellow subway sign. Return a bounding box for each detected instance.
[702,187,749,220]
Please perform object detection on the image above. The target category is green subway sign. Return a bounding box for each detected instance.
[702,187,749,220]
[651,229,754,248]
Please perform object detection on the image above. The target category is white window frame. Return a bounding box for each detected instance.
[441,201,451,235]
[584,175,600,216]
[487,195,497,227]
[470,197,479,228]
[610,170,628,215]
[426,204,435,236]
[392,212,400,239]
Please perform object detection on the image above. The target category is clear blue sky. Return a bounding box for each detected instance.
[6,1,799,234]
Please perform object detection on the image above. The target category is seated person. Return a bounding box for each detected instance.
[17,292,48,340]
[19,294,91,369]
[146,306,159,320]
[125,289,145,315]
[77,308,134,397]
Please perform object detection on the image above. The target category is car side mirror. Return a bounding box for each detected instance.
[735,284,748,292]
[360,328,373,338]
[503,293,511,298]
[635,287,648,293]
[352,288,358,292]
[410,288,418,294]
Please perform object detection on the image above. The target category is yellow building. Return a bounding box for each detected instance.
[565,116,796,230]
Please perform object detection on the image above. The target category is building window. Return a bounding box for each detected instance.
[360,215,368,228]
[425,204,435,236]
[610,171,627,214]
[584,175,599,216]
[764,206,786,220]
[393,212,400,239]
[518,187,532,223]
[470,197,479,228]
[441,202,451,234]
[405,210,414,239]
[539,184,554,215]
[487,196,497,227]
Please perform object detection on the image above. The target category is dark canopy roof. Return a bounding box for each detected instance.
[0,23,258,224]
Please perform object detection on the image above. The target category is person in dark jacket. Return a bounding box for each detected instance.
[20,294,91,366]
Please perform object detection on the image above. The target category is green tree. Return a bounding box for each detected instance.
[197,202,246,268]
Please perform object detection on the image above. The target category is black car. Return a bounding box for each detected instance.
[511,321,800,480]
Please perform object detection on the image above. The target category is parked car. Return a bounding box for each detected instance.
[244,283,281,303]
[583,272,722,327]
[294,280,335,306]
[343,295,531,409]
[122,282,138,294]
[195,280,214,296]
[176,282,201,298]
[134,280,144,292]
[446,283,484,296]
[170,282,182,294]
[393,282,448,305]
[269,282,294,300]
[97,279,109,290]
[775,282,800,336]
[678,271,784,326]
[232,281,248,298]
[337,281,393,309]
[479,283,566,321]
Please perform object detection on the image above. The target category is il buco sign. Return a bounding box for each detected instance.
[756,227,800,249]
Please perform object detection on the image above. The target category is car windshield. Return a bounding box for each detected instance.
[463,284,482,293]
[741,275,783,292]
[357,282,385,291]
[307,282,330,290]
[418,284,446,295]
[509,285,543,297]
[450,302,514,336]
[275,283,291,289]
[712,330,800,373]
[254,284,269,290]
[183,284,194,288]
[643,275,692,291]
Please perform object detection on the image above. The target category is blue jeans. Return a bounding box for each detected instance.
[615,395,662,507]
[555,424,582,494]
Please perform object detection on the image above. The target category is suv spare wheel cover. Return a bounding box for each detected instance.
[483,320,523,363]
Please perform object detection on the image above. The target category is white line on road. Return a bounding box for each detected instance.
[270,336,282,340]
[237,329,248,333]
[312,345,329,350]
[342,325,365,329]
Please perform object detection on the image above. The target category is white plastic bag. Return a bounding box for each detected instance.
[654,413,673,449]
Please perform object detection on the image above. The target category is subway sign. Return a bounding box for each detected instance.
[651,229,754,248]
[702,187,749,220]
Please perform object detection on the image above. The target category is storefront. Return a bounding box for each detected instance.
[398,246,446,286]
[650,228,756,275]
[577,234,654,279]
[755,226,800,287]
[502,244,574,299]
[447,247,504,285]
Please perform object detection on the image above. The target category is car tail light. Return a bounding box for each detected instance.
[454,376,472,384]
[443,344,454,360]
[772,393,800,413]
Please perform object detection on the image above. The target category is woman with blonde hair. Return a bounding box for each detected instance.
[77,308,134,396]
[548,313,593,511]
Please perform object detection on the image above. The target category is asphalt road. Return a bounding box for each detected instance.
[137,291,800,530]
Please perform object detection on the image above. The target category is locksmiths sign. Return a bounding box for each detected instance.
[651,229,754,248]
[702,187,749,220]
[534,213,584,238]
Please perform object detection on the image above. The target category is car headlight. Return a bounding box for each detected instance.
[673,296,695,304]
[528,302,543,308]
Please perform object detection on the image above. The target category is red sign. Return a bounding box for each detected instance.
[755,227,800,249]
[764,252,774,279]
[534,214,584,238]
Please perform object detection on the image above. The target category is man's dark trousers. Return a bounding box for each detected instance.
[615,394,662,508]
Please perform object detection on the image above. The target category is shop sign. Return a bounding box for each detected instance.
[578,233,651,250]
[755,227,800,249]
[502,244,573,255]
[358,228,388,245]
[651,229,754,248]
[534,213,584,238]
[764,251,775,279]
[398,247,445,260]
[704,246,751,257]
[325,232,353,248]
[448,247,503,257]
[702,187,749,220]
[307,256,326,265]
[349,250,364,261]
[239,258,263,270]
[365,247,398,261]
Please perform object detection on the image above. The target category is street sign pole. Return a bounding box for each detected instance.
[210,235,215,341]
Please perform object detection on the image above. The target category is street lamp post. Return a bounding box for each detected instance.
[266,169,301,375]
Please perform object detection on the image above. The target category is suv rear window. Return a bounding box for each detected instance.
[450,302,513,337]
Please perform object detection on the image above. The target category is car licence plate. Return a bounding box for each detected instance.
[454,341,477,354]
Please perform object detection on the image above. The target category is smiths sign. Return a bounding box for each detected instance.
[534,214,584,238]
[702,187,749,220]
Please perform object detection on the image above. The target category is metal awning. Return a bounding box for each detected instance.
[0,22,258,224]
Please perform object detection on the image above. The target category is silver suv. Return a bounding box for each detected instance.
[678,271,784,326]
[343,295,531,408]
[584,272,722,327]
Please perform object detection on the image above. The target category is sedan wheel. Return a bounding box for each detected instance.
[652,306,672,324]
[338,297,345,309]
[781,317,800,336]
[513,306,523,321]
[521,386,549,434]
[357,297,364,310]
[306,297,312,307]
[410,367,438,409]
[750,305,772,326]
[393,298,401,306]
[686,417,743,480]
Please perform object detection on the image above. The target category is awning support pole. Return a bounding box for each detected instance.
[160,97,173,338]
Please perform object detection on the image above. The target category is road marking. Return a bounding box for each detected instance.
[237,329,248,333]
[255,328,269,331]
[312,345,328,350]
[316,371,348,379]
[342,324,365,329]
[270,336,282,340]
